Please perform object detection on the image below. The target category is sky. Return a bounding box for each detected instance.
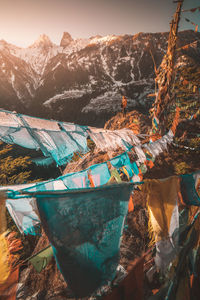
[0,0,199,47]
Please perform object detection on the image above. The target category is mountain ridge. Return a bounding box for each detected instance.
[0,30,199,126]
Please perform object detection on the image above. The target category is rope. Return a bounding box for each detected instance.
[172,141,200,151]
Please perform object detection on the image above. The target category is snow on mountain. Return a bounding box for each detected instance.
[44,89,91,107]
[82,91,125,114]
[12,34,61,77]
[9,33,92,76]
[89,35,118,45]
[0,47,39,110]
[0,30,199,126]
[0,39,20,53]
[29,34,54,48]
[62,38,91,56]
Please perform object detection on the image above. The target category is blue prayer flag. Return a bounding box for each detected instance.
[110,153,130,169]
[180,173,200,206]
[89,162,111,186]
[6,197,40,235]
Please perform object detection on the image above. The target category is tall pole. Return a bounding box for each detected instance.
[152,0,184,134]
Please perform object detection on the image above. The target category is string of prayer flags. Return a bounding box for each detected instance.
[177,100,198,110]
[3,159,123,235]
[182,6,200,13]
[134,146,147,164]
[110,152,134,179]
[87,126,141,152]
[176,40,199,52]
[143,130,174,159]
[0,109,142,166]
[185,18,198,32]
[2,127,176,236]
[152,115,159,133]
[0,107,177,176]
[0,109,89,166]
[189,108,200,120]
[1,165,200,298]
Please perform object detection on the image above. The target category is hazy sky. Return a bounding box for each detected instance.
[0,0,199,47]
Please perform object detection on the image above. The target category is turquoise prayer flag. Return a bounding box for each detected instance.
[28,183,133,297]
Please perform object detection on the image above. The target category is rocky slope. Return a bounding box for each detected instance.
[0,30,199,126]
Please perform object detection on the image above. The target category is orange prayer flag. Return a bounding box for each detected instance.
[128,194,134,212]
[103,256,145,300]
[0,267,19,300]
[122,96,127,108]
[171,106,180,135]
[152,289,159,295]
[0,192,7,234]
[183,79,189,86]
[148,160,154,169]
[150,133,162,142]
[182,45,189,50]
[190,274,194,288]
[129,123,140,134]
[147,93,156,98]
[88,170,95,188]
[138,169,143,181]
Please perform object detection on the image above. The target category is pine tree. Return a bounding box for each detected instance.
[0,142,32,185]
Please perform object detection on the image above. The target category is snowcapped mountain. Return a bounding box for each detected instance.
[0,40,38,111]
[0,30,199,126]
[11,34,61,80]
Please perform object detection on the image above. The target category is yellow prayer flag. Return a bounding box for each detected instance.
[142,177,180,243]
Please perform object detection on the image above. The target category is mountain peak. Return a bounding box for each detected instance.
[60,32,73,47]
[0,39,8,44]
[30,34,53,48]
[0,39,20,51]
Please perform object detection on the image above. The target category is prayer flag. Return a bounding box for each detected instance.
[29,183,133,297]
[180,172,200,206]
[29,246,54,273]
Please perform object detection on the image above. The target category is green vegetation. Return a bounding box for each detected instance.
[0,142,32,185]
[173,161,191,175]
[0,142,40,259]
